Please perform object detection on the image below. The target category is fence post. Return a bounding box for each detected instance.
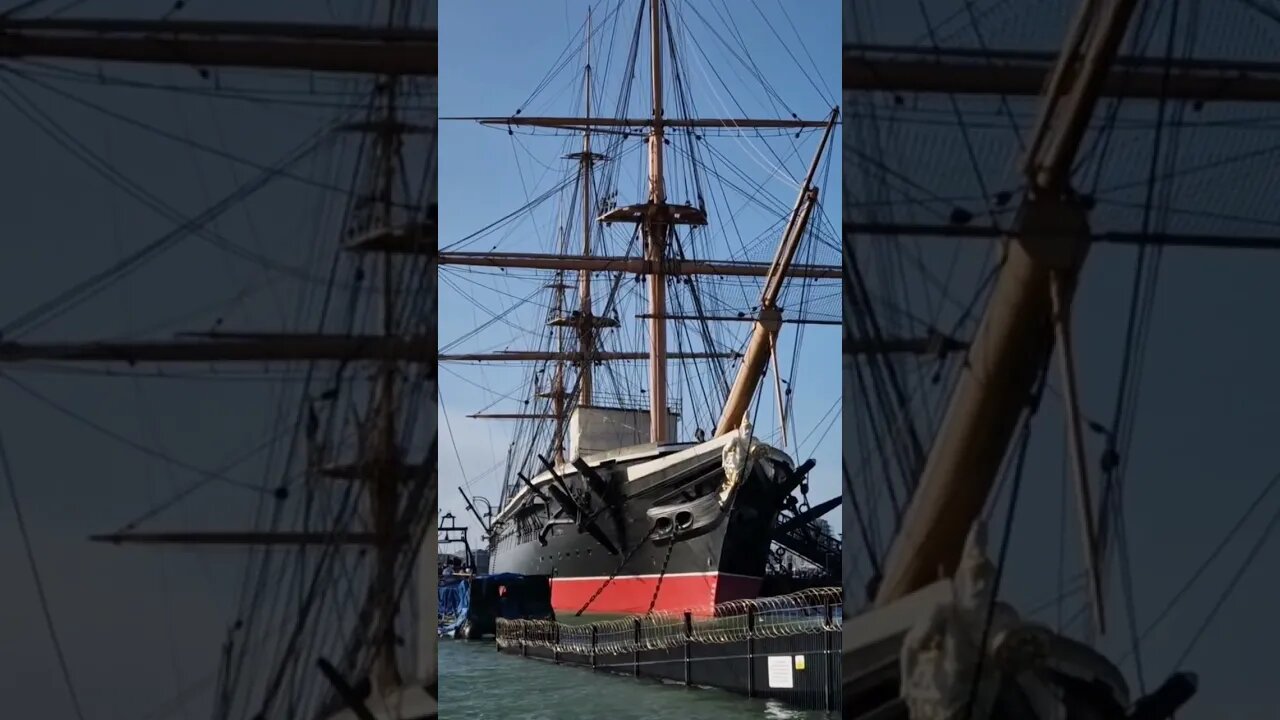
[746,604,757,698]
[632,616,642,678]
[824,600,834,712]
[591,624,598,672]
[553,621,560,665]
[683,610,693,686]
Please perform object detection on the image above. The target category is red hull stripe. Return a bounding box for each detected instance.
[551,572,763,616]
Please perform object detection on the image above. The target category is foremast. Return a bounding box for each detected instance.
[545,8,612,464]
[368,9,408,687]
[644,0,670,443]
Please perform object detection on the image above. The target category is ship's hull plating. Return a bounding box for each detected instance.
[487,439,795,616]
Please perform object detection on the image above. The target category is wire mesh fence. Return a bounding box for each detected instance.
[497,587,841,653]
[495,587,842,712]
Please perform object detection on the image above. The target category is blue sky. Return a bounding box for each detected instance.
[437,0,843,548]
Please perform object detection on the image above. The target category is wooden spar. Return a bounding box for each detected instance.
[0,18,437,76]
[845,45,1280,101]
[441,351,735,362]
[715,109,838,436]
[1050,271,1106,634]
[548,238,569,464]
[640,314,841,326]
[845,222,1280,251]
[364,21,411,686]
[90,531,388,545]
[469,117,829,129]
[872,0,1140,635]
[0,335,436,363]
[646,0,668,444]
[448,336,953,366]
[438,252,840,277]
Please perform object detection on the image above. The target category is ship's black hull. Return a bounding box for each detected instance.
[487,439,803,615]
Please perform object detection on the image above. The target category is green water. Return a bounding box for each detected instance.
[438,639,834,719]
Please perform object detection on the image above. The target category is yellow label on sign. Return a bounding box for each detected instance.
[794,655,806,671]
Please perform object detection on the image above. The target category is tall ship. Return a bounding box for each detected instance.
[439,1,853,616]
[0,4,438,719]
[843,0,1280,717]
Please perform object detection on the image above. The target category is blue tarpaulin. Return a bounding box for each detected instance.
[437,573,554,639]
[438,576,469,637]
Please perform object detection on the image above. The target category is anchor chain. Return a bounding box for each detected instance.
[574,523,659,617]
[644,539,676,615]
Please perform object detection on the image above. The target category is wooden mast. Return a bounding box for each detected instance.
[869,0,1142,636]
[370,0,404,684]
[541,8,606,465]
[579,7,596,407]
[549,273,569,465]
[645,0,669,444]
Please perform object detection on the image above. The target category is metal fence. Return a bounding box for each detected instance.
[495,588,842,712]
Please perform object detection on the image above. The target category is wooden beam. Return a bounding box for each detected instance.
[845,222,1280,251]
[439,251,840,278]
[637,313,840,326]
[0,334,435,363]
[0,18,437,76]
[844,45,1280,101]
[465,116,829,129]
[439,351,736,362]
[91,531,391,545]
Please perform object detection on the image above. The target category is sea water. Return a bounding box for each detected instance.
[437,638,834,719]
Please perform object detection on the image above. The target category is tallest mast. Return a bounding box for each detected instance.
[645,0,669,443]
[369,0,411,691]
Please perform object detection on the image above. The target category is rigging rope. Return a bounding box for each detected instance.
[0,424,88,720]
[962,368,1042,720]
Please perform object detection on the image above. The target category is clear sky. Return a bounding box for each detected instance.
[438,0,843,550]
